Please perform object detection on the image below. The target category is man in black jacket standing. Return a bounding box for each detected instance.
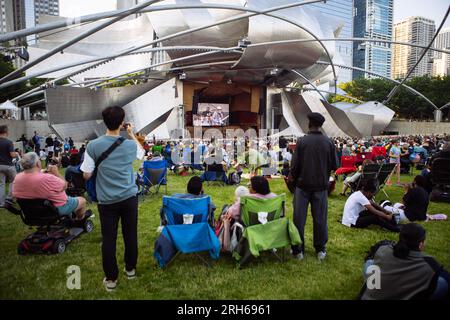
[289,113,338,261]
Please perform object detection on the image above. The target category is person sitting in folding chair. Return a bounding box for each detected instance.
[154,189,220,268]
[231,176,301,266]
[340,159,374,196]
[216,177,279,254]
[201,151,228,185]
[226,176,277,221]
[215,186,250,253]
[158,176,216,228]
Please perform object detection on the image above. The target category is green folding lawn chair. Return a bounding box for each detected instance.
[232,194,301,267]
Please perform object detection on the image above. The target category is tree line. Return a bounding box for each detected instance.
[330,76,450,121]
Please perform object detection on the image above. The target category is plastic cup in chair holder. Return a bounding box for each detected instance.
[183,214,194,224]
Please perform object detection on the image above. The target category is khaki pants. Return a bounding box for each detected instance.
[0,165,16,206]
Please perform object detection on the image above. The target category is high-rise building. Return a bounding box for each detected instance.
[34,0,59,23]
[7,0,59,44]
[310,0,354,84]
[353,0,393,79]
[0,0,14,34]
[433,27,450,76]
[434,27,450,55]
[392,16,435,79]
[433,49,450,77]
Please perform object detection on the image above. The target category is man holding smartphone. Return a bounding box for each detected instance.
[80,106,144,292]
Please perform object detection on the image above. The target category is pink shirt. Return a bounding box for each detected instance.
[12,171,68,207]
[227,193,277,220]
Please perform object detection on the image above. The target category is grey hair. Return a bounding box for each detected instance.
[444,141,450,151]
[20,152,40,170]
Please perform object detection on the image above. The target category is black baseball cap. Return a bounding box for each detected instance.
[307,112,325,126]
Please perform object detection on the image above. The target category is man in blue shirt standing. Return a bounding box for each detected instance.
[81,106,144,292]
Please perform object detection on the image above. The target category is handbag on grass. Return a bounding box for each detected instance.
[86,137,125,202]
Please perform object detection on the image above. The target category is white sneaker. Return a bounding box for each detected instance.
[124,268,136,280]
[103,278,117,292]
[294,252,304,261]
[317,251,327,261]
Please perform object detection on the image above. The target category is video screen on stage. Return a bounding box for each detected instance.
[193,103,230,126]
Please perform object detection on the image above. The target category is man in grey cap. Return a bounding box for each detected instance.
[289,112,338,261]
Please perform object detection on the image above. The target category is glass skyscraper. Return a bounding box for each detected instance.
[310,0,354,84]
[353,0,393,79]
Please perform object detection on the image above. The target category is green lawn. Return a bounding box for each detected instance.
[0,168,449,300]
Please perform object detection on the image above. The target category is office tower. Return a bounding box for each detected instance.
[353,0,393,79]
[392,16,435,79]
[1,1,59,44]
[311,0,354,83]
[433,27,450,76]
[34,0,59,24]
[0,0,14,34]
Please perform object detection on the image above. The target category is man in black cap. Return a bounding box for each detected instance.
[289,112,338,261]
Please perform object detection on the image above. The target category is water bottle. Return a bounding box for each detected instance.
[394,212,400,225]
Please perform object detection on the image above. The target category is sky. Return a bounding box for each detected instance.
[60,0,450,28]
[393,0,450,28]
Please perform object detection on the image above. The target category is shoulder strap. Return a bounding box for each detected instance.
[93,137,125,173]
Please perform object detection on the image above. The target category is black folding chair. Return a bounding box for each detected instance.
[377,163,397,199]
[351,163,381,193]
[431,158,450,193]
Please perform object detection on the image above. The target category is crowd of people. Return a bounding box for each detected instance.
[0,104,449,299]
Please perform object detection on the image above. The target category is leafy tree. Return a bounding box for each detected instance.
[332,75,450,120]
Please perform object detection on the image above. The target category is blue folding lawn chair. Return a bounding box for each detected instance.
[154,195,220,268]
[142,160,168,196]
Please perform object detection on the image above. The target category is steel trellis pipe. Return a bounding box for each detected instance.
[0,46,240,90]
[8,0,332,99]
[0,0,164,85]
[316,61,439,110]
[291,70,327,101]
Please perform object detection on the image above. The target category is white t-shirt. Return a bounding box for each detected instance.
[283,151,292,162]
[342,191,371,227]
